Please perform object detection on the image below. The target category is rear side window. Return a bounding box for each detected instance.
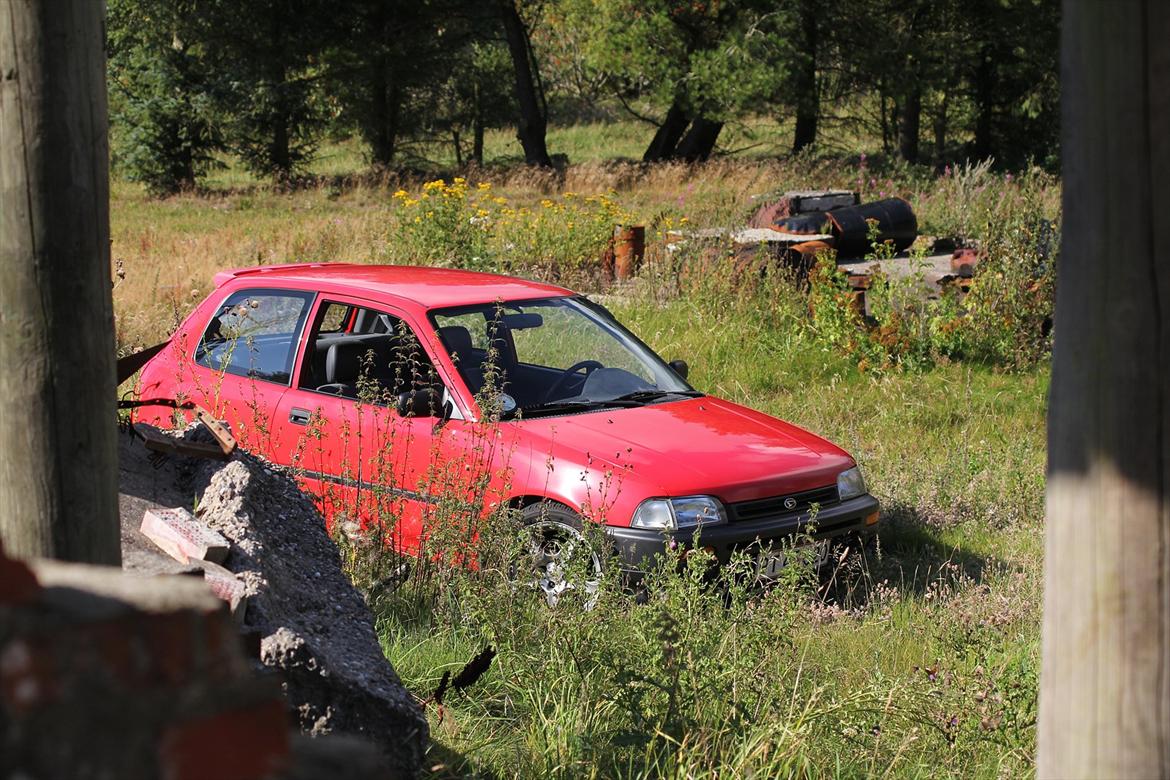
[194,289,314,384]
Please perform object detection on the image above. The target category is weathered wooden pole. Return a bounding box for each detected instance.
[0,0,120,563]
[1039,0,1170,776]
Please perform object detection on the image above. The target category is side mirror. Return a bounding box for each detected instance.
[668,359,689,380]
[396,388,442,418]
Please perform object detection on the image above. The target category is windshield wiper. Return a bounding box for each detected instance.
[508,398,643,419]
[609,389,704,404]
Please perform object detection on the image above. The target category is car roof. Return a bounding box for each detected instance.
[213,263,575,310]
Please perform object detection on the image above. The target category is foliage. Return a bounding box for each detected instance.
[199,0,334,180]
[105,0,1061,188]
[390,177,633,284]
[106,0,223,194]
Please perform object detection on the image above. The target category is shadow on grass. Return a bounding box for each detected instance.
[821,499,1012,609]
[423,738,498,780]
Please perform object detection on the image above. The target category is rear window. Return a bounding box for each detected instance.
[194,288,314,384]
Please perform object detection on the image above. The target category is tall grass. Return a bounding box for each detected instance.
[359,269,1045,778]
[111,141,1052,777]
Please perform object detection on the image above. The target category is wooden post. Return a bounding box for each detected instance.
[1039,1,1170,776]
[0,0,120,564]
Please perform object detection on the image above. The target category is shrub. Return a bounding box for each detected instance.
[809,201,1057,372]
[389,178,633,285]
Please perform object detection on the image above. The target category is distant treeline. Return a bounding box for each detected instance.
[107,0,1059,194]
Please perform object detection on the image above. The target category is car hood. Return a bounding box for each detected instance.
[515,396,854,504]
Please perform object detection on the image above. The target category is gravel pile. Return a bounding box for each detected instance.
[118,428,427,777]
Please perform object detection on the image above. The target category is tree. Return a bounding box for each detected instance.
[964,0,1058,168]
[0,0,121,564]
[202,0,332,181]
[321,0,445,170]
[567,0,760,162]
[107,0,223,194]
[1038,1,1170,776]
[790,0,818,153]
[499,0,553,166]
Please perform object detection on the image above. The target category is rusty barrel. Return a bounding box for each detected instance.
[613,225,645,280]
[823,197,917,259]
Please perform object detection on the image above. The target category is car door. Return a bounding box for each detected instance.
[185,286,315,453]
[267,295,480,555]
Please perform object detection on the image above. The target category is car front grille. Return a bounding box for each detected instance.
[730,485,839,523]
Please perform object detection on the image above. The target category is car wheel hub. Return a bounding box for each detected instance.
[522,521,601,608]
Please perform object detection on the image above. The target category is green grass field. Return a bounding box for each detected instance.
[111,129,1052,778]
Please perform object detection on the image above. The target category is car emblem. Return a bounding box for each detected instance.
[783,497,798,510]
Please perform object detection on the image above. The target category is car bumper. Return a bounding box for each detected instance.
[606,494,880,570]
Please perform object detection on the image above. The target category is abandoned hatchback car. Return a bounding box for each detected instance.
[135,264,879,602]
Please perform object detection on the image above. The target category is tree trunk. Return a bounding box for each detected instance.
[1038,2,1170,777]
[791,0,818,154]
[368,55,394,168]
[878,82,891,155]
[499,0,552,167]
[643,100,690,162]
[933,93,948,166]
[973,45,994,161]
[899,86,921,163]
[675,116,723,162]
[472,83,485,166]
[0,0,120,564]
[266,8,291,178]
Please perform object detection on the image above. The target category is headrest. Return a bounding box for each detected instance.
[325,340,369,384]
[437,326,473,361]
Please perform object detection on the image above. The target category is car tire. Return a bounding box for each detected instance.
[516,501,605,608]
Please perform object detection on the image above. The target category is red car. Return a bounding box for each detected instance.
[135,264,879,603]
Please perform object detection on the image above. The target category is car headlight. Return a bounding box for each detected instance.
[837,466,867,501]
[630,496,727,531]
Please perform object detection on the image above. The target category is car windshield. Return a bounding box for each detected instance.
[430,296,698,418]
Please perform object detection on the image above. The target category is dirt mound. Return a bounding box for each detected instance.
[118,430,427,777]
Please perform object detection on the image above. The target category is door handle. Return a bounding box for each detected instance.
[289,407,311,426]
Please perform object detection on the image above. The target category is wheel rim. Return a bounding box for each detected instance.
[521,520,602,608]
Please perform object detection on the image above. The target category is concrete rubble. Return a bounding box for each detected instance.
[118,425,428,776]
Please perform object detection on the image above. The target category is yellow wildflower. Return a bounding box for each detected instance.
[393,189,408,199]
[477,182,492,190]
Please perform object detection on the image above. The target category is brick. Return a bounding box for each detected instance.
[0,539,40,606]
[197,560,248,618]
[159,699,290,780]
[141,508,230,565]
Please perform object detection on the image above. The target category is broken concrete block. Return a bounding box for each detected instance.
[140,508,230,565]
[194,457,427,775]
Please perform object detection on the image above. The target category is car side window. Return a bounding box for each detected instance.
[300,301,442,404]
[194,289,313,385]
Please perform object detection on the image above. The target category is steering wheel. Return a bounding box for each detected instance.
[541,360,603,403]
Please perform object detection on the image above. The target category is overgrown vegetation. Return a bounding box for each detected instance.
[112,133,1052,777]
[365,266,1046,778]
